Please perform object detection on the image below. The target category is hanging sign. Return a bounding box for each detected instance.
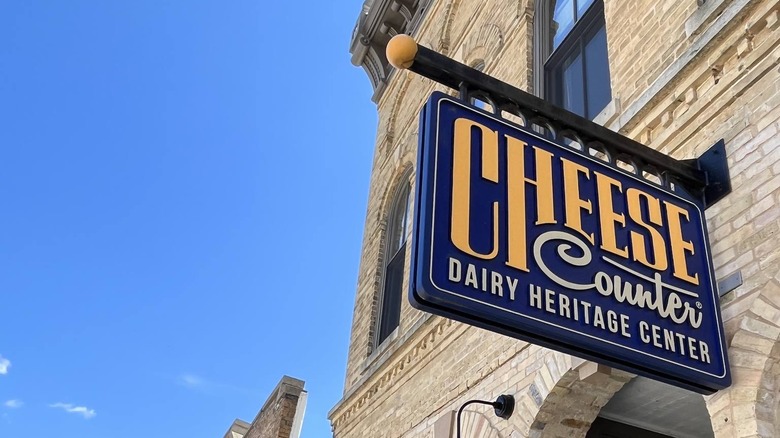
[410,92,731,394]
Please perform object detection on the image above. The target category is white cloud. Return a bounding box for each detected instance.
[176,373,252,395]
[3,400,22,409]
[0,356,10,375]
[178,373,204,388]
[49,402,96,419]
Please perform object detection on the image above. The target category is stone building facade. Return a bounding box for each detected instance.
[330,0,780,437]
[223,376,307,438]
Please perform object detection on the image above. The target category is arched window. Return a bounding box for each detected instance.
[376,178,413,347]
[536,0,611,120]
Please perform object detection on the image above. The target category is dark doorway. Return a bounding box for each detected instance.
[588,376,714,438]
[587,417,673,438]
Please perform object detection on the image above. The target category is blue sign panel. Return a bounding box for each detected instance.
[410,92,731,393]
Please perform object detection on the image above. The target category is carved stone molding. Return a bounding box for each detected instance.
[350,0,433,103]
[461,23,505,67]
[329,317,454,433]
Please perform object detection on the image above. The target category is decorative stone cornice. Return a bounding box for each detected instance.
[328,316,455,433]
[349,0,433,103]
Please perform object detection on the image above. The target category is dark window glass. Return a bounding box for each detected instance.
[577,0,596,20]
[377,243,405,344]
[552,0,595,48]
[552,0,575,48]
[561,52,585,116]
[546,0,611,120]
[585,24,610,119]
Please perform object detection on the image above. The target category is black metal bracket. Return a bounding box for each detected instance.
[692,139,731,207]
[387,36,731,208]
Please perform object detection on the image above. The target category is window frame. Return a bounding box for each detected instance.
[544,0,610,120]
[374,176,413,349]
[534,0,611,121]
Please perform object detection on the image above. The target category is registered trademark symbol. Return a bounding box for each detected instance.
[696,301,702,309]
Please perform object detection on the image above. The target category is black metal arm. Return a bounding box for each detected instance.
[385,35,731,207]
[456,395,515,438]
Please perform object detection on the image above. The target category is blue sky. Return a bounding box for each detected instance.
[0,1,375,436]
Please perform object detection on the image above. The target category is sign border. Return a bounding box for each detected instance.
[410,92,731,394]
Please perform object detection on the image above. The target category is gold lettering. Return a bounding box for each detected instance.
[594,171,628,258]
[506,136,555,272]
[664,201,699,285]
[627,188,668,271]
[562,158,594,244]
[450,118,499,259]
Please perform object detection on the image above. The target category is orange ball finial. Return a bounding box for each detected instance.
[386,34,418,69]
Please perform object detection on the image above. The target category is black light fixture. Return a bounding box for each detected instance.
[456,394,515,437]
